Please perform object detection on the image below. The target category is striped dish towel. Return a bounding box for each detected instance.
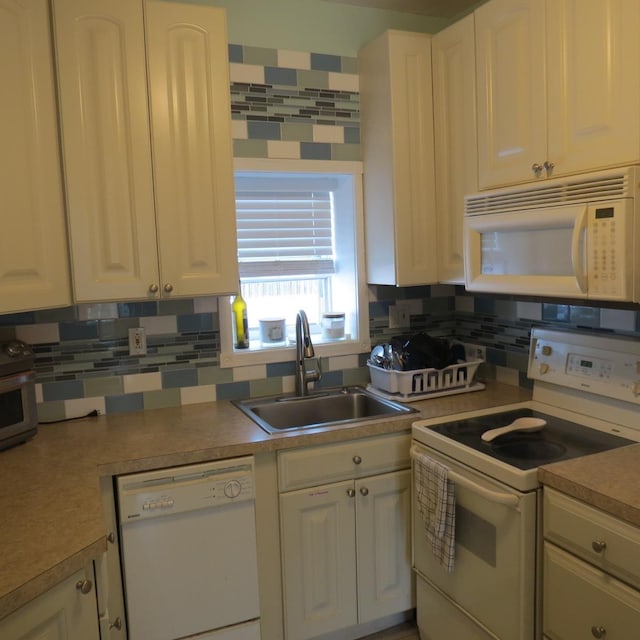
[411,447,456,572]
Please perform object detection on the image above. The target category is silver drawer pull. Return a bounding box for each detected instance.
[591,625,606,638]
[347,488,355,498]
[360,487,369,496]
[592,540,607,553]
[352,455,362,465]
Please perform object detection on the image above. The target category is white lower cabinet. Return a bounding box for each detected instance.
[0,566,99,640]
[543,488,640,639]
[278,433,414,640]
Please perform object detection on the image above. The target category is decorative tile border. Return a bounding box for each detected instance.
[229,43,360,161]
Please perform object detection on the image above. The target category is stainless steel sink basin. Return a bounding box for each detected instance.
[233,386,417,434]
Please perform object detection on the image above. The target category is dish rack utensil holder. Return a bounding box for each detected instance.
[367,359,484,401]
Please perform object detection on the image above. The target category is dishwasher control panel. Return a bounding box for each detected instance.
[117,456,255,522]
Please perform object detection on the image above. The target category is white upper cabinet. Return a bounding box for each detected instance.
[432,14,477,284]
[475,0,546,189]
[359,30,438,286]
[0,0,71,313]
[476,0,640,190]
[53,0,238,302]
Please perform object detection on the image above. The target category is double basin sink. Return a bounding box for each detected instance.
[234,386,417,434]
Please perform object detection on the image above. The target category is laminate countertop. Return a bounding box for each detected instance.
[539,443,640,528]
[1,382,531,620]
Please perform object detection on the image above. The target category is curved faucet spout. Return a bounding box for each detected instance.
[295,310,321,396]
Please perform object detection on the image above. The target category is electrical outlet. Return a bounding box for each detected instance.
[128,328,147,356]
[464,343,486,362]
[389,301,412,329]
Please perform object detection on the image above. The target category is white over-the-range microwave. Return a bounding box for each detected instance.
[463,166,640,302]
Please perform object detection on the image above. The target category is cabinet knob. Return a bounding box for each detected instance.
[164,283,174,293]
[352,455,362,465]
[591,539,607,553]
[347,488,356,498]
[107,531,116,544]
[75,579,93,595]
[359,487,369,496]
[148,284,159,294]
[531,163,544,176]
[591,626,607,638]
[544,160,555,174]
[109,617,123,631]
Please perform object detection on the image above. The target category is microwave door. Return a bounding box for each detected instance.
[464,205,588,298]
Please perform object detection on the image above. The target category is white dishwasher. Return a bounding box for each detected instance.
[116,456,261,640]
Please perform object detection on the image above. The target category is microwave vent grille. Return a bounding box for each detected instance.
[465,170,635,215]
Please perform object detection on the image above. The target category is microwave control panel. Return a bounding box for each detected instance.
[528,329,640,404]
[587,202,631,299]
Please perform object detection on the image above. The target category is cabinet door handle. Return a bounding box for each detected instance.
[75,579,93,594]
[109,617,123,631]
[544,160,555,174]
[591,625,606,638]
[347,488,356,498]
[164,283,173,293]
[359,487,369,496]
[592,539,607,553]
[352,455,362,464]
[148,283,159,293]
[531,163,544,176]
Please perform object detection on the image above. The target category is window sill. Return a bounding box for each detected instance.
[219,337,371,368]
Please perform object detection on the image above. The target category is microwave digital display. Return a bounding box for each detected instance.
[595,207,614,219]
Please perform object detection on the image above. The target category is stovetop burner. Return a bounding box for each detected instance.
[429,408,633,471]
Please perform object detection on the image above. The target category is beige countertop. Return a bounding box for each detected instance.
[1,382,531,620]
[539,444,640,528]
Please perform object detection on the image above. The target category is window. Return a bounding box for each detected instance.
[219,160,369,367]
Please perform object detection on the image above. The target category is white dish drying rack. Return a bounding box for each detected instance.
[366,358,485,402]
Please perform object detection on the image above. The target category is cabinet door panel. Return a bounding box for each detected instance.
[544,542,640,639]
[53,0,159,302]
[145,1,238,297]
[547,0,640,175]
[475,0,547,189]
[0,0,70,312]
[356,469,413,623]
[280,481,357,640]
[0,566,99,640]
[432,14,477,284]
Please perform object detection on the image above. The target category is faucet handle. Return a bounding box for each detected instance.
[307,357,322,384]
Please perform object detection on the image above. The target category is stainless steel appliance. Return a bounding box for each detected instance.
[464,166,640,301]
[411,329,640,640]
[0,340,37,452]
[117,456,261,640]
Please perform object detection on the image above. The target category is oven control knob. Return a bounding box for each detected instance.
[539,363,550,375]
[224,479,242,499]
[541,345,552,356]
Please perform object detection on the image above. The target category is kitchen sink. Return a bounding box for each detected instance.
[233,386,417,434]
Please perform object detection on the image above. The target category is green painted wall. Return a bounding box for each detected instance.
[173,0,448,55]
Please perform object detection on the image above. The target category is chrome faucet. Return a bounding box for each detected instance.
[295,310,322,396]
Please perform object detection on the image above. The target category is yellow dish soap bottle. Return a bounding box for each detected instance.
[232,285,249,349]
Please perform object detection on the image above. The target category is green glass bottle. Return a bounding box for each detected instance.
[232,285,249,349]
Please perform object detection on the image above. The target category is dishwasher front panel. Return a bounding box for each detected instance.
[117,457,260,640]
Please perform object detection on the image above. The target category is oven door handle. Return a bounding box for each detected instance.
[446,468,520,511]
[410,447,521,511]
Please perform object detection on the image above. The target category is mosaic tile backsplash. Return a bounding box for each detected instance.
[5,43,640,422]
[229,44,360,161]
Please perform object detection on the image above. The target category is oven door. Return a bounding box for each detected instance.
[411,442,538,640]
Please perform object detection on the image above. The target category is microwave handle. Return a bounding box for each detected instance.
[571,206,588,293]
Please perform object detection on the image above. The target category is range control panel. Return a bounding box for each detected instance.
[117,456,255,523]
[528,329,640,403]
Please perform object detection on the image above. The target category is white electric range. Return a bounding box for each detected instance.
[411,328,640,640]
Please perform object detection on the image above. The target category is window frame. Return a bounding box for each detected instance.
[219,158,371,368]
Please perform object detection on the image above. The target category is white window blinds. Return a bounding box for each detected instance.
[234,173,337,278]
